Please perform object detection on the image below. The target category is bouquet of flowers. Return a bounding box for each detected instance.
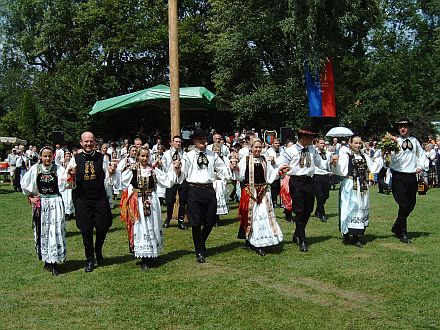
[377,132,400,163]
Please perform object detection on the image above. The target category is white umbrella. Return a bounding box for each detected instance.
[325,127,354,137]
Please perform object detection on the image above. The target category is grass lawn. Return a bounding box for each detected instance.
[1,183,439,329]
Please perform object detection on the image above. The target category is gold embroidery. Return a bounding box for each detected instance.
[84,161,90,180]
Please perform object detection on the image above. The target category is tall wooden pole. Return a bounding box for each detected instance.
[168,0,180,137]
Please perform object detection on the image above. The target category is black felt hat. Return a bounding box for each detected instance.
[395,118,414,127]
[190,129,208,139]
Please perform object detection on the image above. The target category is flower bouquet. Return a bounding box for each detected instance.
[377,133,400,163]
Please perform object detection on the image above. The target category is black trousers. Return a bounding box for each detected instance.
[165,181,188,221]
[74,196,112,260]
[187,185,217,253]
[289,176,315,241]
[391,170,417,235]
[314,174,331,215]
[271,178,281,205]
[377,167,388,193]
[14,167,21,190]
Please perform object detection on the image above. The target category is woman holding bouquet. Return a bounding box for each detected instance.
[331,135,383,247]
[120,147,179,271]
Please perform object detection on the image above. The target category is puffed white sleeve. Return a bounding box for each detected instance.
[331,153,349,177]
[154,166,177,189]
[276,148,292,167]
[214,154,231,181]
[265,161,280,184]
[21,164,38,197]
[120,168,134,190]
[56,165,70,192]
[415,140,429,171]
[364,153,383,174]
[234,156,247,182]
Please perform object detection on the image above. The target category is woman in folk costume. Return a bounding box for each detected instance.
[21,146,73,276]
[211,143,231,226]
[120,147,179,271]
[235,138,286,256]
[60,150,75,219]
[331,135,383,248]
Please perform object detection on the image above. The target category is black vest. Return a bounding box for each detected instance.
[74,152,106,200]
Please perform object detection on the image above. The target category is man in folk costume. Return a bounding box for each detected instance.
[276,128,326,252]
[161,135,188,230]
[388,119,428,243]
[313,138,332,222]
[67,132,119,272]
[179,130,234,263]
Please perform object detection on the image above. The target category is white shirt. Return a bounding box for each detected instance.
[55,148,64,166]
[162,148,185,171]
[265,146,283,159]
[180,149,231,184]
[389,136,427,173]
[314,149,332,175]
[238,146,250,160]
[276,143,323,177]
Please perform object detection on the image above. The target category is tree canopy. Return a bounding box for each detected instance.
[0,0,439,145]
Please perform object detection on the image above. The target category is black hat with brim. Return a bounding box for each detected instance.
[395,118,414,127]
[190,129,208,139]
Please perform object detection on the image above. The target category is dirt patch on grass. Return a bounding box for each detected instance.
[257,275,382,311]
[379,242,418,253]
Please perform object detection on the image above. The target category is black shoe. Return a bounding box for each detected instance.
[314,211,319,218]
[299,241,308,252]
[399,234,411,243]
[343,234,350,244]
[51,264,60,276]
[96,254,104,267]
[245,240,253,250]
[319,215,328,223]
[196,253,205,263]
[292,235,300,245]
[178,220,187,230]
[163,219,170,228]
[141,258,150,271]
[391,224,398,235]
[352,237,363,248]
[256,248,266,256]
[43,262,52,271]
[85,259,94,273]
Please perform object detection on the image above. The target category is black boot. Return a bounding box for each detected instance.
[141,257,150,271]
[163,218,171,228]
[85,259,94,273]
[255,247,266,256]
[51,263,60,276]
[352,235,363,248]
[178,220,187,230]
[343,233,350,244]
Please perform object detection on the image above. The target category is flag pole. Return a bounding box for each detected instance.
[168,0,180,137]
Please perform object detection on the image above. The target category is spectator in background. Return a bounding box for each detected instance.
[6,148,18,188]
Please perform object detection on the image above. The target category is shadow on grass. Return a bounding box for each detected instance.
[217,217,239,226]
[0,188,17,195]
[363,231,430,243]
[62,254,135,273]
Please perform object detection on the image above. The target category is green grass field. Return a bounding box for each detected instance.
[1,183,439,329]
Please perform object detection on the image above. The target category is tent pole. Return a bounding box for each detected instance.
[168,0,180,138]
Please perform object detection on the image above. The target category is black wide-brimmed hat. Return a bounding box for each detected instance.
[395,118,414,127]
[297,127,316,137]
[190,129,208,139]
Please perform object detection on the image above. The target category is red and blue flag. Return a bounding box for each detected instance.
[305,58,336,118]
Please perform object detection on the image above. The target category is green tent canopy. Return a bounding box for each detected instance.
[89,84,216,115]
